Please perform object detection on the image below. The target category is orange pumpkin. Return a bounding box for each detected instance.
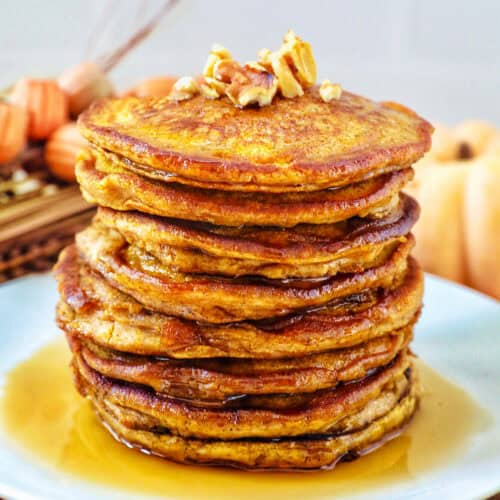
[58,61,114,117]
[10,78,68,140]
[44,122,87,183]
[406,121,500,299]
[0,101,28,164]
[122,76,177,97]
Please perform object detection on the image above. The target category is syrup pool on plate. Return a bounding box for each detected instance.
[0,338,492,500]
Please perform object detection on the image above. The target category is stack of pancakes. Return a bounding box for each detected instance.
[54,89,432,470]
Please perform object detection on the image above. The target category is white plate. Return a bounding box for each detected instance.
[0,273,499,500]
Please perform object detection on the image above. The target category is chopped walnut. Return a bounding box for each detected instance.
[257,49,273,69]
[200,83,221,99]
[319,80,342,102]
[259,31,317,98]
[282,30,317,87]
[245,61,271,73]
[203,76,227,95]
[203,44,232,79]
[265,50,304,98]
[212,60,278,107]
[168,31,339,108]
[168,76,200,102]
[198,31,318,107]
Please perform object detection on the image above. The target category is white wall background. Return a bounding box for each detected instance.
[1,0,499,125]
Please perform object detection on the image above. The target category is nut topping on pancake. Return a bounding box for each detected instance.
[171,30,318,108]
[320,80,343,102]
[258,30,317,98]
[212,60,278,108]
[167,76,199,102]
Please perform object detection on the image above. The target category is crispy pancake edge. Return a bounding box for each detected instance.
[69,325,413,400]
[91,382,418,470]
[79,89,432,191]
[75,223,413,322]
[96,194,419,263]
[54,247,423,358]
[73,351,410,439]
[77,150,413,227]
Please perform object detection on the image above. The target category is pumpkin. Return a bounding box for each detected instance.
[122,76,177,97]
[0,101,28,164]
[44,122,87,183]
[406,121,500,299]
[58,61,114,117]
[10,78,68,140]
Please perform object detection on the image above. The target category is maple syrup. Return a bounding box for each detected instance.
[0,338,491,499]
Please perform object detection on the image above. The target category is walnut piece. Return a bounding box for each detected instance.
[259,31,317,98]
[262,50,303,98]
[203,44,232,78]
[197,31,318,107]
[213,60,278,108]
[282,30,317,87]
[319,80,342,102]
[168,76,200,102]
[200,83,220,99]
[169,31,337,108]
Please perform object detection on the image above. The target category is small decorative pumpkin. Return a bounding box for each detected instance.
[406,121,500,299]
[10,78,68,140]
[0,101,28,164]
[44,122,87,183]
[58,61,114,117]
[122,76,177,97]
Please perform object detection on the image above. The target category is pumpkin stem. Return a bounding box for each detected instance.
[458,142,473,160]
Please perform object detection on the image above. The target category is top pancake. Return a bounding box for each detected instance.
[79,88,432,192]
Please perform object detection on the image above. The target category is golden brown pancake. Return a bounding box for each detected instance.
[91,381,418,470]
[77,150,413,227]
[73,350,410,439]
[91,368,413,437]
[91,144,412,195]
[54,246,423,359]
[75,222,413,323]
[78,89,432,192]
[68,326,412,401]
[59,66,430,471]
[95,194,418,279]
[77,227,413,324]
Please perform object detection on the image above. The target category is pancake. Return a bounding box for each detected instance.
[55,246,423,359]
[48,27,436,474]
[91,367,414,436]
[95,194,419,279]
[78,88,432,192]
[75,222,413,323]
[77,149,413,227]
[73,350,410,439]
[91,381,418,470]
[68,325,412,401]
[91,144,410,194]
[58,48,430,471]
[73,345,412,413]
